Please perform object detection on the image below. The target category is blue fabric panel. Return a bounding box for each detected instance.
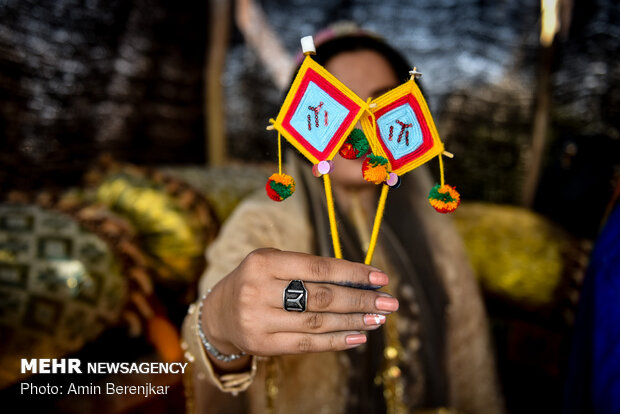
[376,103,423,160]
[289,81,350,153]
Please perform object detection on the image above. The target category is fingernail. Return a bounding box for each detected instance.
[376,296,399,312]
[369,271,388,286]
[346,333,367,345]
[364,314,387,326]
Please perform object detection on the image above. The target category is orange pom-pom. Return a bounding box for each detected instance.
[362,154,389,184]
[428,184,460,213]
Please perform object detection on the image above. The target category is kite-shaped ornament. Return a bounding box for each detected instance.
[266,36,369,258]
[360,71,445,176]
[271,38,368,166]
[359,69,460,264]
[360,69,460,214]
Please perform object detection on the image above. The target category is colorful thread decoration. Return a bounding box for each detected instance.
[266,36,459,263]
[272,51,368,165]
[362,154,390,184]
[428,184,460,213]
[266,173,296,202]
[266,36,369,259]
[360,76,445,176]
[339,128,370,159]
[359,69,459,264]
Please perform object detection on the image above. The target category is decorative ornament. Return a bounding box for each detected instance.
[266,173,296,201]
[270,37,367,165]
[312,160,335,177]
[359,68,460,264]
[362,154,390,184]
[386,172,401,188]
[361,68,446,175]
[339,128,369,159]
[428,184,461,213]
[266,36,369,258]
[265,39,460,263]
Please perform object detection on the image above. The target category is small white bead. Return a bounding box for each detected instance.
[300,36,316,54]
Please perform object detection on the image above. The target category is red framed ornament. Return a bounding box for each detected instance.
[360,77,444,176]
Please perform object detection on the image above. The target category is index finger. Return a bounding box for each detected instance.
[266,250,389,287]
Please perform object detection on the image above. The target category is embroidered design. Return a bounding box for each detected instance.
[395,120,412,145]
[359,70,459,265]
[268,41,370,259]
[307,102,326,130]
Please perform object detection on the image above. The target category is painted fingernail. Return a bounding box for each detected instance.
[375,296,399,312]
[369,271,388,286]
[345,333,367,345]
[364,314,387,326]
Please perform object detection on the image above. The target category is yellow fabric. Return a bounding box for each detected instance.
[452,203,569,306]
[278,129,283,175]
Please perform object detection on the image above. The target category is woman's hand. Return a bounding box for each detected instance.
[201,248,398,362]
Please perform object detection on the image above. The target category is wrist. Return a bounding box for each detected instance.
[184,297,256,393]
[198,290,246,363]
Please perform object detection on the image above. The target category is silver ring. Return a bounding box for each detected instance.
[283,280,307,312]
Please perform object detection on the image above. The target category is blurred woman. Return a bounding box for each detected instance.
[182,23,505,414]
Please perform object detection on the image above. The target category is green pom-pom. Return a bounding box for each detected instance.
[366,154,388,167]
[266,173,295,201]
[270,180,294,199]
[339,128,369,159]
[349,129,369,154]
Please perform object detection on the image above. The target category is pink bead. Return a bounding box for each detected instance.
[317,160,331,175]
[327,160,335,172]
[312,164,322,177]
[387,172,400,187]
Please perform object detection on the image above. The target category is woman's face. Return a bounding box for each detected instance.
[324,49,400,187]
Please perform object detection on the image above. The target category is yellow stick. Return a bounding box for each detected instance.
[277,131,282,175]
[323,174,342,259]
[365,183,390,264]
[439,153,445,186]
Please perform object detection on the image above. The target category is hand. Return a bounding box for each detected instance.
[201,248,398,360]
